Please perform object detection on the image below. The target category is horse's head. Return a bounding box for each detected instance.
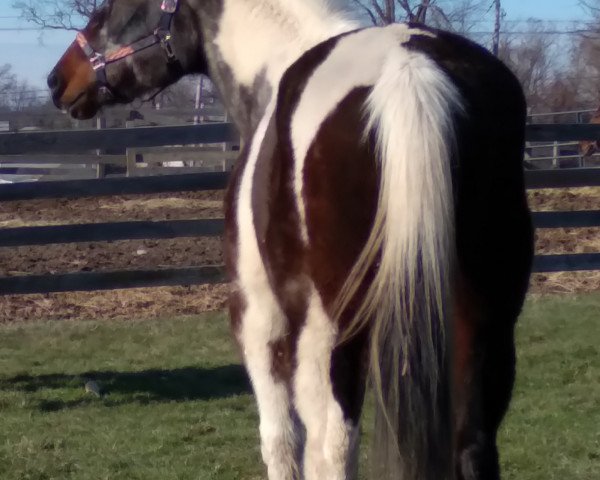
[48,0,206,119]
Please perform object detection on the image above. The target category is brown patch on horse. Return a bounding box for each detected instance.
[53,41,96,106]
[302,87,378,322]
[248,114,308,385]
[269,337,295,382]
[300,87,378,421]
[243,40,352,386]
[274,45,381,421]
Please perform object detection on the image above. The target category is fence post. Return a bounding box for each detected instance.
[126,148,137,177]
[552,141,559,169]
[125,120,136,177]
[194,76,204,125]
[96,116,107,178]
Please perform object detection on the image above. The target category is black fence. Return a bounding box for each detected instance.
[0,123,599,295]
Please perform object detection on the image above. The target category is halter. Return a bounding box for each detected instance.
[76,0,181,102]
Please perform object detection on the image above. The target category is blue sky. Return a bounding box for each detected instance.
[0,0,590,91]
[501,0,583,20]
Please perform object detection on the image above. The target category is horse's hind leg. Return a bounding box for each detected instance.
[455,301,523,480]
[454,282,516,480]
[230,285,299,479]
[293,287,364,480]
[454,222,532,480]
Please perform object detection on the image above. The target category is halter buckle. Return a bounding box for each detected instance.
[97,86,114,103]
[156,29,176,61]
[161,0,178,14]
[90,53,106,71]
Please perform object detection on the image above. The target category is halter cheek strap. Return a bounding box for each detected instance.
[76,0,181,101]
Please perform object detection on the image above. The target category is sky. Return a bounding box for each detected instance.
[0,0,590,94]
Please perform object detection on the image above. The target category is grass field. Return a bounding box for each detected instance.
[0,294,598,480]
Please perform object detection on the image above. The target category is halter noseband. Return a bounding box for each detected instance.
[76,0,181,102]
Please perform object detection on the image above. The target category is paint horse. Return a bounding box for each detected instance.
[48,1,534,479]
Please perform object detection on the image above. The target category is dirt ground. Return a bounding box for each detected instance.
[0,187,598,322]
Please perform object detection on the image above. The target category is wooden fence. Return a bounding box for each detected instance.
[0,123,599,295]
[0,123,240,179]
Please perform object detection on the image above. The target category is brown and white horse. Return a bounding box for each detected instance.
[48,1,534,479]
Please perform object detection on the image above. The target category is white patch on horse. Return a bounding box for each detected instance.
[291,24,432,243]
[293,286,357,479]
[215,0,357,93]
[236,100,298,479]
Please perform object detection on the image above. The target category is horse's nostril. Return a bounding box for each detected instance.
[47,71,60,90]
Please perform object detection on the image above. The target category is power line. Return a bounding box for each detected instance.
[0,90,49,96]
[0,27,45,31]
[468,29,599,35]
[466,18,591,24]
[0,26,593,35]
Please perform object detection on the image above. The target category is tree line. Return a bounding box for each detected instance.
[5,0,600,119]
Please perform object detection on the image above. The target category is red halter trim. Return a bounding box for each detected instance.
[76,33,138,65]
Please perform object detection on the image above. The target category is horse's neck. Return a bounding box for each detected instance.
[195,0,358,140]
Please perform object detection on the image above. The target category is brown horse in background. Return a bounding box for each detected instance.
[580,106,600,157]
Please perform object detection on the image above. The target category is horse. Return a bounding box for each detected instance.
[48,1,534,479]
[579,106,600,157]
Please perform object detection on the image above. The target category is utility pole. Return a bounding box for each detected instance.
[492,0,502,56]
[194,76,205,124]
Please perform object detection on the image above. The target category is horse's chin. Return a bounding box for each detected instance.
[65,91,102,120]
[68,101,100,120]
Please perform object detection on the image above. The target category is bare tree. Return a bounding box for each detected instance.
[350,0,439,25]
[13,0,97,30]
[580,0,600,14]
[0,64,43,111]
[568,35,600,108]
[350,0,487,30]
[0,65,17,98]
[557,1,600,109]
[498,21,559,111]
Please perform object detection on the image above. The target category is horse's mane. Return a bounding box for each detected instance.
[249,0,360,37]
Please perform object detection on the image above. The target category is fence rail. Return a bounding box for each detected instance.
[0,172,229,201]
[0,212,596,248]
[0,266,226,296]
[0,123,238,155]
[0,123,599,295]
[1,169,599,202]
[0,219,224,247]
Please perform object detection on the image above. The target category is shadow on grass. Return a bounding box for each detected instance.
[0,365,252,411]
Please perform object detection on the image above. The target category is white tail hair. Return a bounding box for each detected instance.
[335,47,462,479]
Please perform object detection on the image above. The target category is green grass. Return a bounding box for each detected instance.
[0,295,598,479]
[498,294,600,480]
[0,315,262,480]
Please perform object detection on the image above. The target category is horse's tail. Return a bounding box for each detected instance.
[336,48,462,479]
